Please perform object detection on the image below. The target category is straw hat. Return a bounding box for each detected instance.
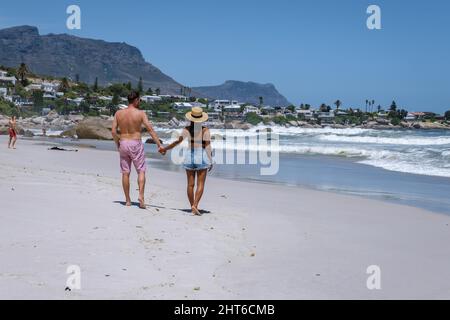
[185,107,208,123]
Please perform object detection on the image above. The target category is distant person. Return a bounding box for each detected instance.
[112,91,165,209]
[162,107,213,216]
[8,116,17,149]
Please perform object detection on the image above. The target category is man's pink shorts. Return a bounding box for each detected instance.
[119,140,147,174]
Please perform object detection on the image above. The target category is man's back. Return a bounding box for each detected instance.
[115,107,144,140]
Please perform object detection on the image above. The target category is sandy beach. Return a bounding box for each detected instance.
[1,136,449,300]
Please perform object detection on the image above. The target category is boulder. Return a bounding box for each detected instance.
[60,127,77,138]
[168,117,180,128]
[376,118,389,125]
[46,110,59,121]
[23,130,35,138]
[75,117,113,140]
[289,121,299,127]
[31,117,45,125]
[0,126,8,135]
[68,114,85,122]
[145,138,164,145]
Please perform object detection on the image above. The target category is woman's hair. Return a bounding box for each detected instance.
[187,121,206,140]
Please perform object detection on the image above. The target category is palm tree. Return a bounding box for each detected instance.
[93,77,99,92]
[259,96,264,107]
[17,63,30,85]
[155,88,161,96]
[365,99,369,113]
[59,77,70,92]
[334,100,342,111]
[137,77,143,93]
[371,100,375,113]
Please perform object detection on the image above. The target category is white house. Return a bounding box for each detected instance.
[0,87,8,97]
[42,82,59,94]
[25,84,43,91]
[141,95,162,103]
[43,93,56,100]
[210,100,240,112]
[297,109,314,120]
[67,97,85,106]
[98,96,113,102]
[243,105,261,115]
[172,102,193,110]
[405,113,417,122]
[318,112,335,124]
[0,70,16,85]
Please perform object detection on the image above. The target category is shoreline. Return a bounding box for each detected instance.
[23,135,450,215]
[1,137,450,299]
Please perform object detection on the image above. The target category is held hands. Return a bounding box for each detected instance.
[158,146,167,156]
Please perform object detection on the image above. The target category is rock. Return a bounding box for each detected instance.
[0,126,8,135]
[60,127,77,138]
[68,114,85,122]
[75,117,113,140]
[31,117,45,125]
[100,115,113,121]
[417,122,449,130]
[145,138,163,145]
[376,118,389,125]
[168,117,180,128]
[289,121,299,127]
[23,130,34,137]
[46,110,59,121]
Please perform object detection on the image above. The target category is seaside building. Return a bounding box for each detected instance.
[210,100,240,112]
[207,112,221,121]
[25,83,43,91]
[297,109,314,121]
[0,87,8,97]
[141,95,162,103]
[98,96,113,102]
[0,70,16,86]
[243,105,261,115]
[377,112,389,119]
[172,102,194,111]
[261,106,277,115]
[317,112,335,124]
[223,105,243,119]
[405,113,417,122]
[173,101,207,110]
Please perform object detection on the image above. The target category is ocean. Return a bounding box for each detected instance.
[38,126,450,215]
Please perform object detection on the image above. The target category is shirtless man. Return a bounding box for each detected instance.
[8,116,17,149]
[112,91,165,209]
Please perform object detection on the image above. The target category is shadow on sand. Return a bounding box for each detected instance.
[113,201,212,215]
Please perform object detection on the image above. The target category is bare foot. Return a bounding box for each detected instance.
[191,206,202,216]
[138,197,146,209]
[125,199,131,207]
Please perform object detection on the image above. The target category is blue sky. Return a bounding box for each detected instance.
[1,0,449,113]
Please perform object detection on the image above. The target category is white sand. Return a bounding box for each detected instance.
[0,136,449,300]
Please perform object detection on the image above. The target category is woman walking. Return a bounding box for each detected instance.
[162,107,213,216]
[8,116,17,149]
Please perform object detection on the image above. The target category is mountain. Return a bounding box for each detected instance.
[0,26,182,93]
[193,80,291,106]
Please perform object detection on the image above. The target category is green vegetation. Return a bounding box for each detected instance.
[245,112,263,125]
[0,99,19,116]
[272,115,288,125]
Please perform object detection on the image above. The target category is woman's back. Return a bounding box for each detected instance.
[185,125,209,149]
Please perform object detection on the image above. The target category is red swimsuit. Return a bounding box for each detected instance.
[9,128,17,138]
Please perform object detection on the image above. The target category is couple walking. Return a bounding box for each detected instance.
[111,91,213,215]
